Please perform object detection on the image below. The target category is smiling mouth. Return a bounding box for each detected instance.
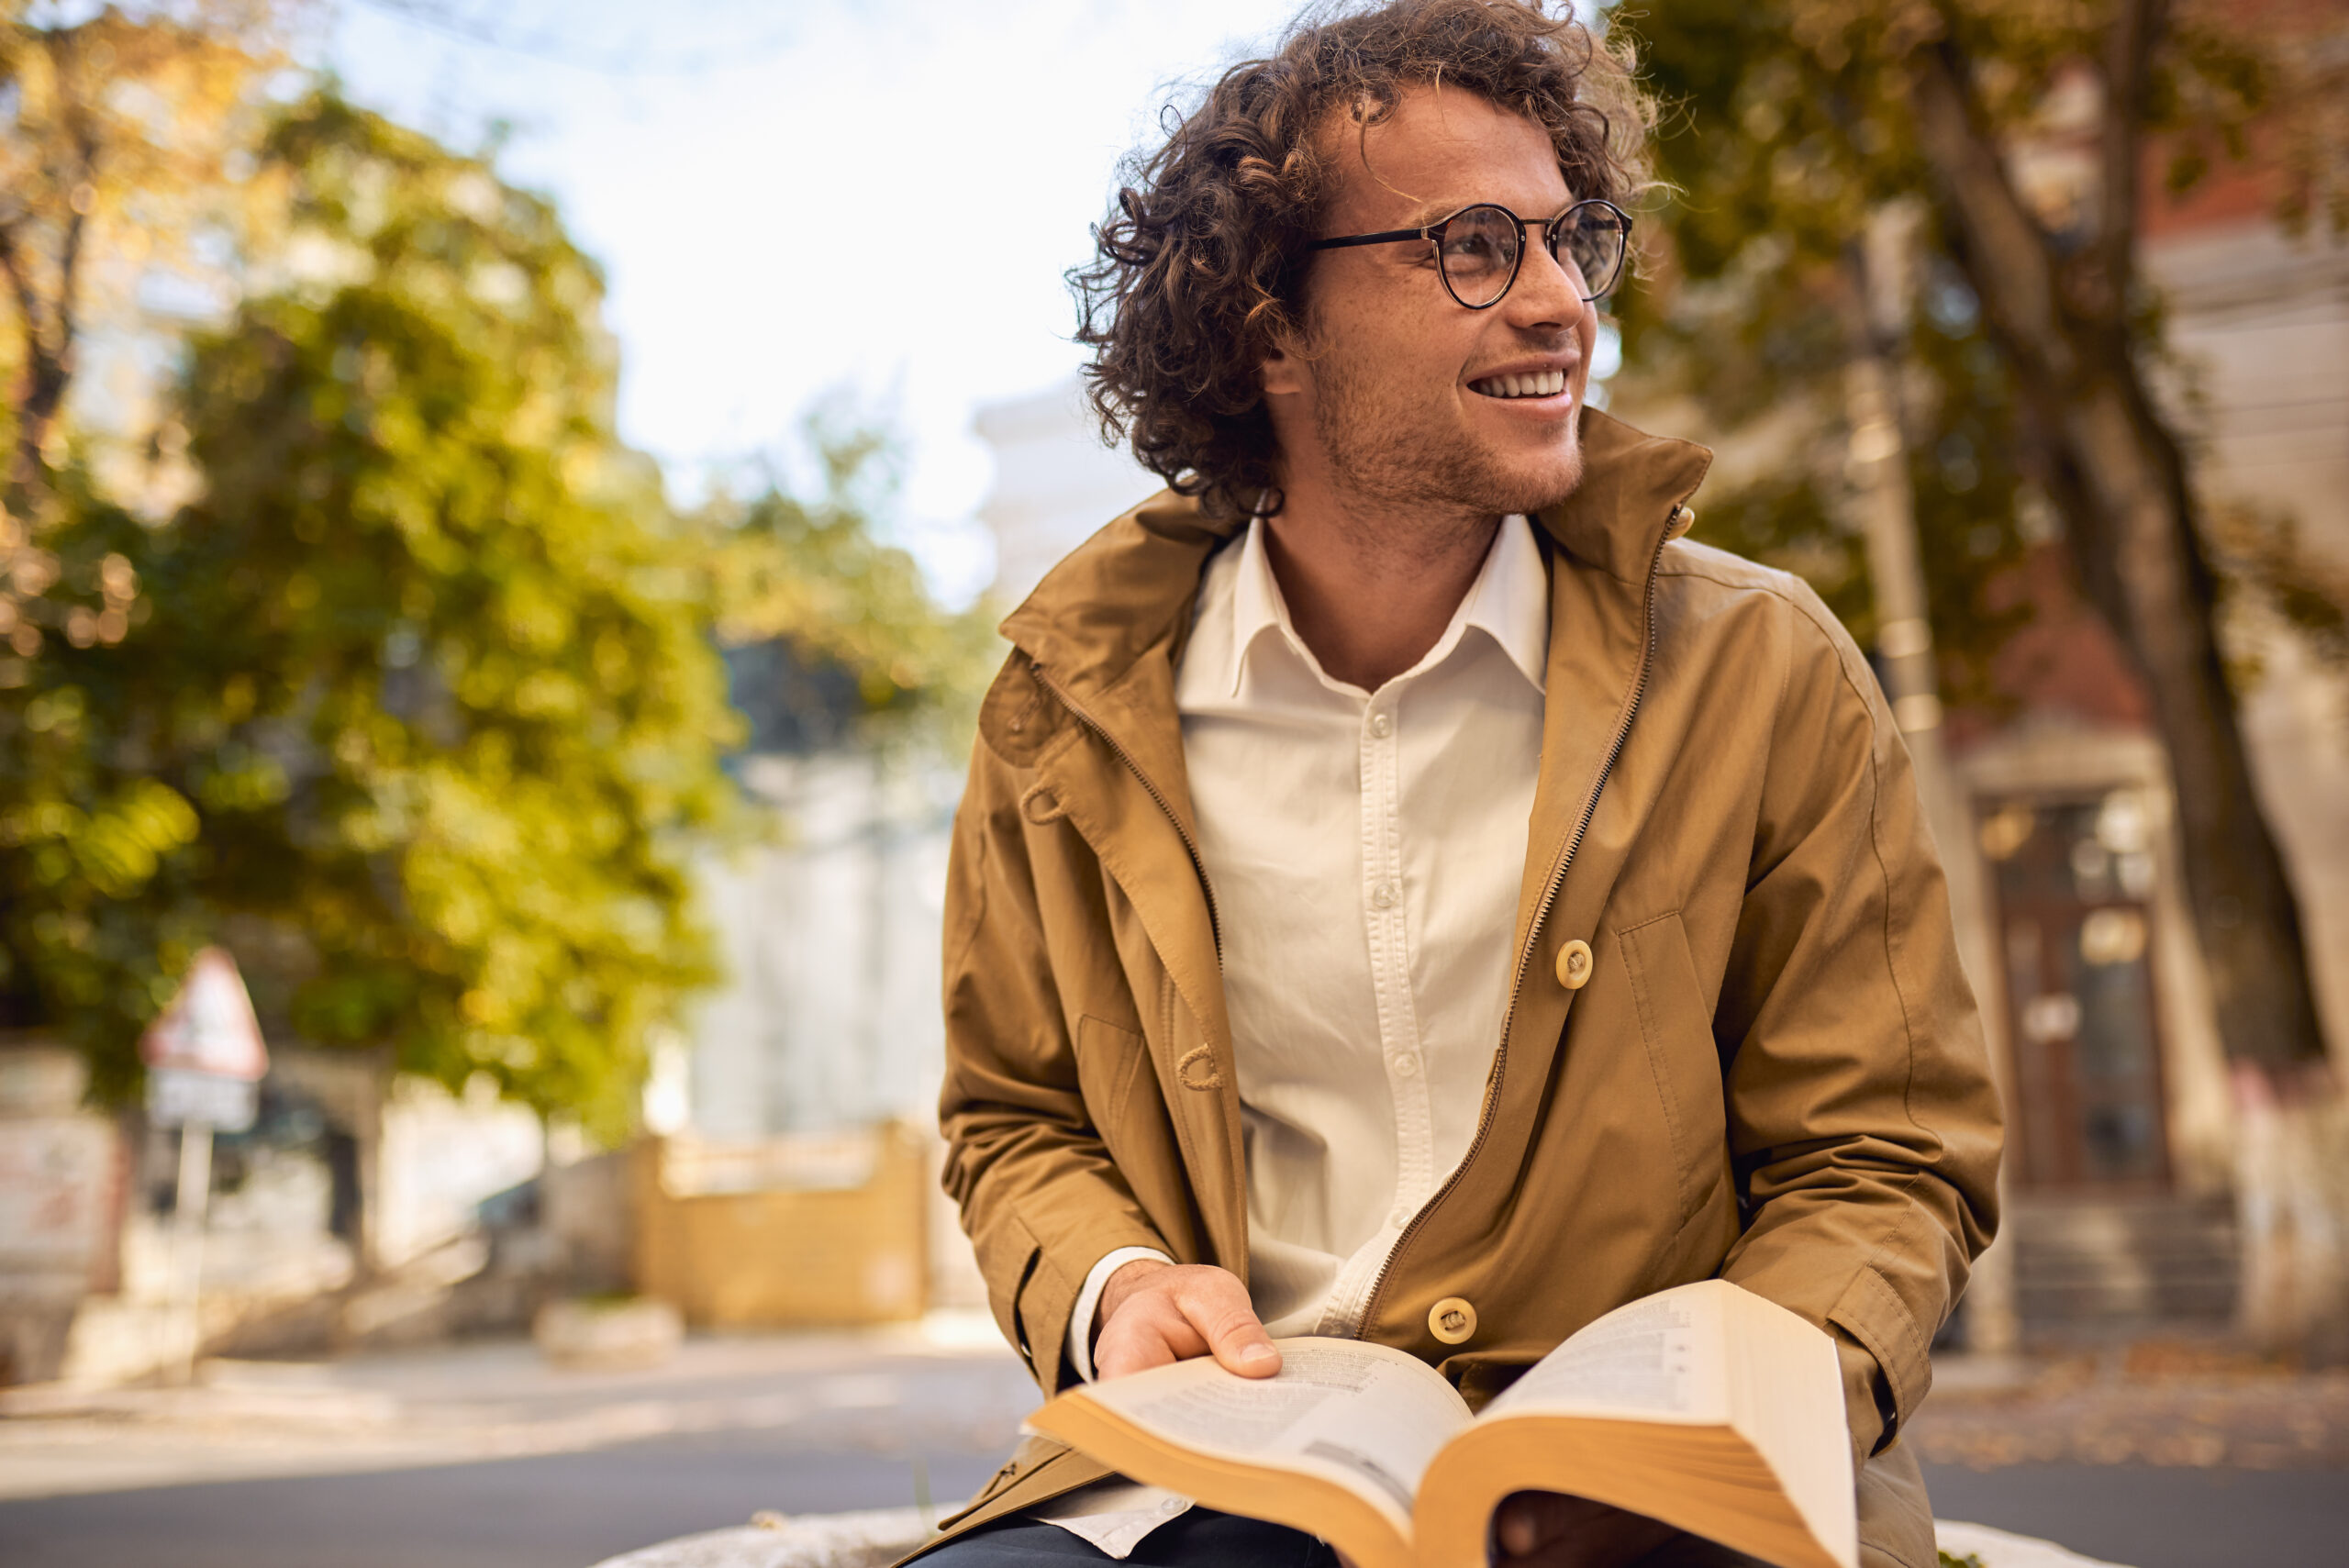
[1469,368,1569,399]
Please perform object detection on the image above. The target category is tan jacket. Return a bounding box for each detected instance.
[932,411,2002,1568]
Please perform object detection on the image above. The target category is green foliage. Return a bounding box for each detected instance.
[1608,1,2036,707]
[704,406,1001,762]
[1604,0,2335,709]
[0,92,743,1136]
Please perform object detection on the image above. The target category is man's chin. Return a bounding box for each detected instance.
[1478,440,1585,518]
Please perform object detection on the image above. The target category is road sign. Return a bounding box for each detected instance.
[139,948,269,1081]
[146,1065,260,1133]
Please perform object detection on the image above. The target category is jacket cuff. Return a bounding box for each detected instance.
[1067,1247,1176,1383]
[1831,1326,1896,1466]
[1828,1268,1932,1451]
[994,1207,1174,1395]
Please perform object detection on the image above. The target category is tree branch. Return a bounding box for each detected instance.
[2093,0,2168,314]
[1907,38,2076,388]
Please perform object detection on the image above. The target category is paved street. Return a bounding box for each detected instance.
[0,1434,1006,1568]
[1919,1461,2343,1568]
[0,1329,2342,1568]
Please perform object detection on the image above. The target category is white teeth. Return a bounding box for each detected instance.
[1474,369,1567,398]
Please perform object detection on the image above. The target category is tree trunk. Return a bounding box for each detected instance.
[1906,37,2329,1073]
[1907,22,2343,1355]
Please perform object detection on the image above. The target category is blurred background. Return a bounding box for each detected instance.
[0,2,2343,1566]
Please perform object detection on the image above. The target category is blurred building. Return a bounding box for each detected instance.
[658,641,975,1320]
[644,408,1154,1328]
[0,1033,552,1385]
[974,381,1163,606]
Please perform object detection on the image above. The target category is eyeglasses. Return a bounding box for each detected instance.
[1308,198,1632,308]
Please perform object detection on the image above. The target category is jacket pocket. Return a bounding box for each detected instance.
[935,1432,1072,1529]
[1073,1014,1149,1156]
[1618,910,1728,1219]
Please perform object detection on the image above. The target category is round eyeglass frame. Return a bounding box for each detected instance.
[1308,197,1633,308]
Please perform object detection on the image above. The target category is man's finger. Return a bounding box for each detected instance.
[1493,1491,1606,1559]
[1491,1492,1675,1568]
[1494,1492,1555,1558]
[1175,1277,1280,1376]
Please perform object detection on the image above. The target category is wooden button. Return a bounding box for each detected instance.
[1555,938,1593,990]
[1429,1296,1477,1345]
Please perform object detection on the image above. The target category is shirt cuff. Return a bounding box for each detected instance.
[1067,1246,1174,1383]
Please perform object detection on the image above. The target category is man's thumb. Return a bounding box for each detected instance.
[1189,1288,1280,1377]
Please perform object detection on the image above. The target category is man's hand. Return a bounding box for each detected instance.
[1091,1259,1281,1381]
[1489,1492,1677,1568]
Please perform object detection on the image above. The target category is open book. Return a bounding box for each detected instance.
[1026,1279,1856,1568]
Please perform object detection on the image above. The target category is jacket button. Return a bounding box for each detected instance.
[1428,1296,1477,1345]
[1555,938,1593,990]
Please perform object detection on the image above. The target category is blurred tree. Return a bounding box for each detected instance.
[1612,0,2343,1079]
[0,0,295,507]
[0,91,742,1139]
[704,406,1000,764]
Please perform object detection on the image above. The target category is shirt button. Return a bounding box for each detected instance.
[1371,881,1400,909]
[1390,1052,1420,1077]
[1160,1498,1186,1516]
[1389,1206,1412,1229]
[1367,711,1393,739]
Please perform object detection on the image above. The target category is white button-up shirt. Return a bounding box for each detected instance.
[1037,513,1549,1554]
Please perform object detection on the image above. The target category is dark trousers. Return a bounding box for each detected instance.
[918,1507,1774,1566]
[919,1507,1340,1566]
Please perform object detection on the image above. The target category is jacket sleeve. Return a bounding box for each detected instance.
[1714,581,2004,1457]
[938,732,1175,1395]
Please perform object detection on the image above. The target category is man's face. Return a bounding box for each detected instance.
[1264,85,1598,523]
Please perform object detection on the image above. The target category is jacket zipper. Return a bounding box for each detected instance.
[1028,660,1224,959]
[1353,508,1679,1340]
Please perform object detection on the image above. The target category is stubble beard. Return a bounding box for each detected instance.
[1308,342,1584,566]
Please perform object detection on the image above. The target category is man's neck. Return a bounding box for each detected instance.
[1261,480,1499,694]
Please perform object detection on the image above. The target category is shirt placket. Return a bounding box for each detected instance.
[1320,684,1435,1335]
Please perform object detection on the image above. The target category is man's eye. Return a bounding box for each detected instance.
[1442,234,1506,268]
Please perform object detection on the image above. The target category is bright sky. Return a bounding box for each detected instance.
[324,0,1322,602]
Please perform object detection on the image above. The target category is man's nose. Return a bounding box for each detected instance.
[1506,239,1587,330]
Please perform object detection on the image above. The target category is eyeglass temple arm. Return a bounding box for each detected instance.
[1307,228,1430,251]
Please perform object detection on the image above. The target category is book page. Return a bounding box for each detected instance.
[1480,1282,1730,1424]
[1719,1285,1857,1568]
[1414,1284,1856,1568]
[1066,1337,1474,1521]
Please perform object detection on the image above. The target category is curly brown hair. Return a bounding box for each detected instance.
[1069,0,1651,521]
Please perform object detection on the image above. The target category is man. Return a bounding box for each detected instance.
[925,3,2001,1564]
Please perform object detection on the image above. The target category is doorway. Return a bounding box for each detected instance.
[1977,789,2172,1192]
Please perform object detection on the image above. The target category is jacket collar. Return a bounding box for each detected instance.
[1211,510,1550,699]
[990,406,1712,727]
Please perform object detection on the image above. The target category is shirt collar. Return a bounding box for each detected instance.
[1221,513,1549,698]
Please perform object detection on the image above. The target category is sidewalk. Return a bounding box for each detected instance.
[0,1311,1038,1503]
[1912,1341,2349,1471]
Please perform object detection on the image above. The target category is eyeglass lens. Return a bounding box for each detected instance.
[1435,203,1626,306]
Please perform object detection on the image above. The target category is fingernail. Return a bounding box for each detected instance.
[1241,1343,1277,1366]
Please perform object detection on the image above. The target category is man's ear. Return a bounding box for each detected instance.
[1259,331,1311,399]
[1259,314,1315,401]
